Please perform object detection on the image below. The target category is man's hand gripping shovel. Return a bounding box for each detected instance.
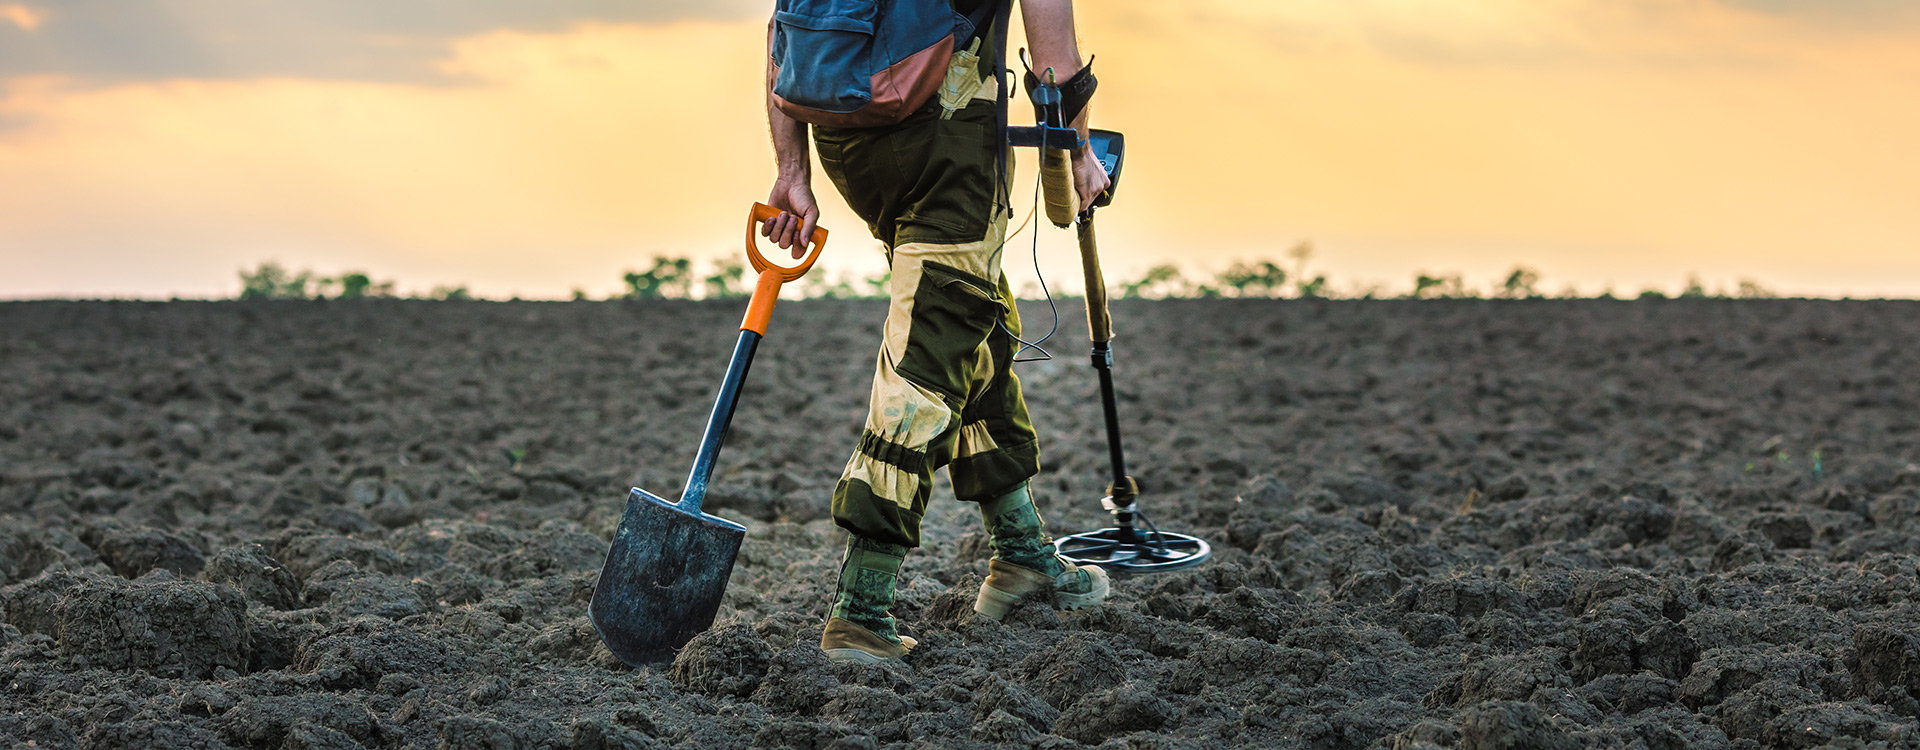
[590,204,827,666]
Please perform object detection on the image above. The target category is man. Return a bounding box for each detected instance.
[760,0,1112,664]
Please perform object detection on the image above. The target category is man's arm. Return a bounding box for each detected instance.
[763,17,820,257]
[1019,0,1109,212]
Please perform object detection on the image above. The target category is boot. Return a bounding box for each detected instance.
[820,535,917,663]
[973,483,1110,621]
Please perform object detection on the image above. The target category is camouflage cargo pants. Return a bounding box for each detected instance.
[813,96,1039,549]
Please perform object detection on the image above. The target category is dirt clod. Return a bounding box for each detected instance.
[54,575,248,677]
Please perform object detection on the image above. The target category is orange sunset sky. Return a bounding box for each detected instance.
[2,0,1917,300]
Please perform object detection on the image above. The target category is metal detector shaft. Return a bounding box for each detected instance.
[1078,219,1124,483]
[1077,217,1141,543]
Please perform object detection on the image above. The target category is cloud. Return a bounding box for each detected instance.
[1140,0,1920,71]
[1718,0,1920,25]
[0,0,766,84]
[1,4,46,31]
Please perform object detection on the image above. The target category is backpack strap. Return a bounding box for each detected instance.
[986,0,1014,224]
[959,0,1000,47]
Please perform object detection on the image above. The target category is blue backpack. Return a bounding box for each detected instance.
[770,0,996,128]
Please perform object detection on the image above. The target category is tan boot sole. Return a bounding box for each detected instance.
[820,618,915,663]
[1057,564,1110,611]
[973,559,1111,621]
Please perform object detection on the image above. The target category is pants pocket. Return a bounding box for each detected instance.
[894,260,1002,401]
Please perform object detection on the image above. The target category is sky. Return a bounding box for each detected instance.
[2,0,1917,300]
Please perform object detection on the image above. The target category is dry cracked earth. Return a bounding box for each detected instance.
[4,297,1920,749]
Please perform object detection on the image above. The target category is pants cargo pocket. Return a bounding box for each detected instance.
[895,260,1003,402]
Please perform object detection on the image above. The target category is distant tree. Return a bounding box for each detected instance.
[1285,242,1324,298]
[704,258,748,299]
[1216,260,1287,298]
[1638,289,1668,300]
[333,271,395,300]
[430,285,473,301]
[1411,272,1470,299]
[864,270,892,299]
[623,256,693,299]
[799,271,859,299]
[1498,266,1541,299]
[1680,274,1708,298]
[1736,278,1777,299]
[1120,264,1187,299]
[238,262,317,300]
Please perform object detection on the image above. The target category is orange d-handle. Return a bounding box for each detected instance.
[741,203,829,335]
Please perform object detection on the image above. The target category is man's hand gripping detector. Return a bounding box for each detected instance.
[1007,53,1121,228]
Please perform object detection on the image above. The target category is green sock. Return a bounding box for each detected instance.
[979,483,1069,578]
[828,535,908,643]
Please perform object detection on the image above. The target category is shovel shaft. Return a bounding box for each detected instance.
[678,329,761,515]
[740,269,784,336]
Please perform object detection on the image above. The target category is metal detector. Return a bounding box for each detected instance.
[1010,81,1211,575]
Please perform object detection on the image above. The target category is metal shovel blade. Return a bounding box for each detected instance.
[589,487,747,666]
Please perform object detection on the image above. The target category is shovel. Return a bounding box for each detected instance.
[590,203,827,666]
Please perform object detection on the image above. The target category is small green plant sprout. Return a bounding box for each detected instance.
[1638,288,1668,300]
[238,261,318,300]
[1680,274,1708,298]
[1737,279,1777,299]
[1217,260,1288,298]
[430,285,473,301]
[1812,447,1824,480]
[333,272,395,300]
[704,258,748,299]
[1120,264,1187,299]
[571,287,589,301]
[622,256,694,299]
[503,447,526,470]
[1296,274,1329,298]
[1498,266,1542,299]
